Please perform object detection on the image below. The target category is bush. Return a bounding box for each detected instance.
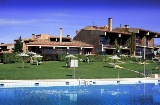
[57,54,67,61]
[83,55,110,62]
[2,53,117,63]
[130,57,139,62]
[41,54,58,61]
[74,54,86,62]
[2,53,17,64]
[0,53,3,62]
[2,52,30,64]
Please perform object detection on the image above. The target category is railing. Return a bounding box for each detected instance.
[103,45,116,48]
[136,43,154,48]
[103,45,129,49]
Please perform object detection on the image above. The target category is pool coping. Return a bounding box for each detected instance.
[0,78,160,83]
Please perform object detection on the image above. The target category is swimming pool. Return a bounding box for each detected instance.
[0,79,160,105]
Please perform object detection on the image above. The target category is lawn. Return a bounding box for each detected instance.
[0,61,159,80]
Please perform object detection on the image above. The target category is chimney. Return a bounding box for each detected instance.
[60,28,62,43]
[108,18,112,31]
[32,34,35,40]
[120,24,122,27]
[125,25,129,28]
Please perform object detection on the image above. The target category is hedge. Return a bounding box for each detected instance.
[41,54,58,61]
[57,54,113,62]
[1,53,129,63]
[1,52,30,64]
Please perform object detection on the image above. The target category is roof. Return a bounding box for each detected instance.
[79,26,131,35]
[0,43,14,47]
[114,27,159,34]
[107,28,131,35]
[26,39,93,47]
[49,36,71,39]
[113,27,130,33]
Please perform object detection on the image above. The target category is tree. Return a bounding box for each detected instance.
[131,32,136,55]
[13,36,23,52]
[113,39,121,55]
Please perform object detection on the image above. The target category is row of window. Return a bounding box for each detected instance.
[43,47,89,54]
[136,48,151,54]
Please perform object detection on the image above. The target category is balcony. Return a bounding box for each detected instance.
[147,45,154,48]
[136,43,154,48]
[103,45,130,49]
[103,45,116,49]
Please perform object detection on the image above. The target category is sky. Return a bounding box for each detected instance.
[0,0,160,44]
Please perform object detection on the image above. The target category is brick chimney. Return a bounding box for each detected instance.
[32,34,35,40]
[108,18,112,31]
[60,28,62,43]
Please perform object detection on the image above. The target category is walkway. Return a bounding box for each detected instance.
[109,62,144,76]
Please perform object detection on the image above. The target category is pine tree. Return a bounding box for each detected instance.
[13,36,23,52]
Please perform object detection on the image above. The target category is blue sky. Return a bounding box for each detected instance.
[0,0,160,44]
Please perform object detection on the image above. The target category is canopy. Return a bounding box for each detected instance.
[32,54,43,58]
[109,55,121,60]
[27,51,36,55]
[17,53,29,57]
[65,54,77,59]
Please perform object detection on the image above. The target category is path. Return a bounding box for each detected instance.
[109,62,144,76]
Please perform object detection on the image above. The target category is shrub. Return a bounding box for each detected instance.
[57,54,67,61]
[0,53,3,62]
[2,52,30,64]
[41,54,58,61]
[2,53,16,64]
[130,57,139,62]
[3,53,16,64]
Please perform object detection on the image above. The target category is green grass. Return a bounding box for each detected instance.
[0,61,159,80]
[119,61,160,75]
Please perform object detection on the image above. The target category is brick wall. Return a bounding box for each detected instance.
[74,30,105,54]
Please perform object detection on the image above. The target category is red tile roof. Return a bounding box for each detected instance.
[0,43,14,47]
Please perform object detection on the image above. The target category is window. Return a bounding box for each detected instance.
[100,36,106,45]
[56,47,66,54]
[68,48,79,54]
[44,47,53,54]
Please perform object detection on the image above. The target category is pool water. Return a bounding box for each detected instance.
[0,83,160,105]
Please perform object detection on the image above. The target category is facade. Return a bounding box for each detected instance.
[74,18,132,55]
[15,28,93,55]
[0,43,14,53]
[120,27,158,59]
[74,18,159,59]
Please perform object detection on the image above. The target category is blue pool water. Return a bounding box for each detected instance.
[0,83,160,105]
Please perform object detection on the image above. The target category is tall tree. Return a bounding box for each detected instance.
[13,36,23,52]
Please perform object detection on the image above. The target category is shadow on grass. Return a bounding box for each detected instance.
[17,67,29,68]
[62,66,71,68]
[103,65,114,68]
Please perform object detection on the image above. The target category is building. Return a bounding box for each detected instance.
[0,43,14,53]
[114,27,159,59]
[74,18,132,55]
[15,28,93,55]
[74,18,160,59]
